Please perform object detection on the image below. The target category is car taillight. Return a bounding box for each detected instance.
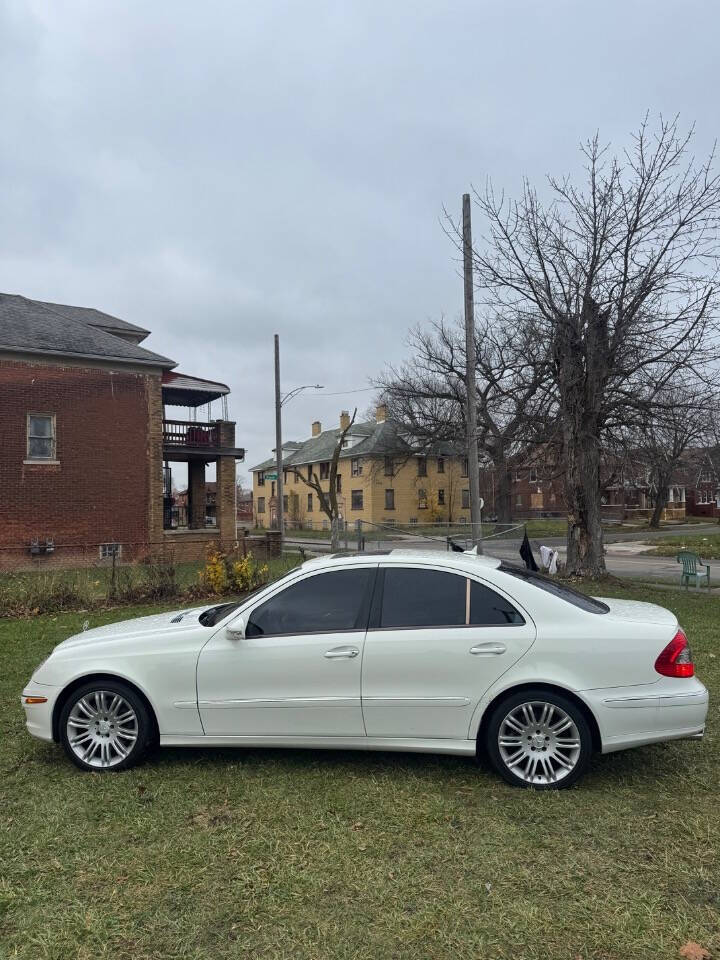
[655,629,694,678]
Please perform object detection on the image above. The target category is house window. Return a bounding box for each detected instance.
[461,458,468,478]
[27,414,56,460]
[385,488,395,510]
[529,469,538,483]
[351,458,363,477]
[336,474,342,493]
[99,543,121,560]
[307,493,313,511]
[283,495,289,512]
[417,457,427,477]
[320,462,330,480]
[438,488,445,506]
[257,497,266,513]
[271,481,276,497]
[516,494,523,506]
[437,457,445,474]
[351,489,364,510]
[462,488,470,510]
[283,469,288,484]
[418,488,428,510]
[384,456,393,476]
[258,471,265,487]
[307,464,313,481]
[409,517,418,525]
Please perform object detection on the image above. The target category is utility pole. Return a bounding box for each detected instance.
[463,193,483,552]
[274,334,284,541]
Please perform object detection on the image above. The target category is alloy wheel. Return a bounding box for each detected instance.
[497,700,582,785]
[66,690,139,769]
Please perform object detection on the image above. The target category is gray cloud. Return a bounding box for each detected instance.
[2,0,718,477]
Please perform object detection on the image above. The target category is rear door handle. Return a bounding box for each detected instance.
[470,642,507,656]
[324,645,360,659]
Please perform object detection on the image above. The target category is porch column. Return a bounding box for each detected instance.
[188,459,206,529]
[216,420,238,543]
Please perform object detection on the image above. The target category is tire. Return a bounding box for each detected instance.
[484,689,592,790]
[59,680,152,772]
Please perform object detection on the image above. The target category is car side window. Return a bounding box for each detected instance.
[379,568,466,628]
[470,580,525,625]
[245,569,374,638]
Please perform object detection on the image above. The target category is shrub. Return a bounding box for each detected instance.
[200,548,269,595]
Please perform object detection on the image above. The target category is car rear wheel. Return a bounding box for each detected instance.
[485,689,592,790]
[59,680,151,772]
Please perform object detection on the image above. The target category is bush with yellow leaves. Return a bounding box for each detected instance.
[200,547,269,595]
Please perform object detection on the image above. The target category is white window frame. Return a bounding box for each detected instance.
[26,413,57,462]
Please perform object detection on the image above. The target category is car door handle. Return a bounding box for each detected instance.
[469,642,507,656]
[324,646,360,659]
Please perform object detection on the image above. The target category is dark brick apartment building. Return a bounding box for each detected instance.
[0,293,244,566]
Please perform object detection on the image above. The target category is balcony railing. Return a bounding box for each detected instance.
[163,420,219,447]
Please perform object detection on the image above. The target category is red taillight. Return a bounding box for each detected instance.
[655,629,694,678]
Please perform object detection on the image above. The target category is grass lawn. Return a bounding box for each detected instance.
[650,534,720,560]
[1,582,718,959]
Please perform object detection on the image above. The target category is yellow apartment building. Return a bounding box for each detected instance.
[250,405,473,531]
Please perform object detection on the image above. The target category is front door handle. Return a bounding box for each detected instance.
[324,645,360,659]
[469,641,507,656]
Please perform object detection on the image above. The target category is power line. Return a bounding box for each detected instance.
[317,386,376,397]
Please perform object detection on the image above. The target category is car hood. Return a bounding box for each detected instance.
[56,605,213,651]
[594,597,678,627]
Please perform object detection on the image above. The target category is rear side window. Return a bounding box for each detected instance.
[498,563,609,614]
[470,581,525,625]
[380,568,466,628]
[246,569,373,637]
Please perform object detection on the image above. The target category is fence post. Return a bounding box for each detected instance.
[356,519,363,552]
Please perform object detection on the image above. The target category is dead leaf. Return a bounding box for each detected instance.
[679,942,711,960]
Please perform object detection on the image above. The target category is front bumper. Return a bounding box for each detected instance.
[21,682,60,743]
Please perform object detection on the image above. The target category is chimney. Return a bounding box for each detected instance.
[311,420,322,437]
[376,403,387,423]
[339,410,351,430]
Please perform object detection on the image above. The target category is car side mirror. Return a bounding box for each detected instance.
[226,615,247,640]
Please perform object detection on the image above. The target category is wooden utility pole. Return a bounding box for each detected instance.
[274,334,284,540]
[463,193,483,552]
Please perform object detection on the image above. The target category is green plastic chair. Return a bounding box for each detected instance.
[676,550,711,589]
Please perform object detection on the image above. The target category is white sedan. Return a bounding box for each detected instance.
[21,550,708,789]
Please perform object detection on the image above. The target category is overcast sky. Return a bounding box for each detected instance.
[2,0,719,483]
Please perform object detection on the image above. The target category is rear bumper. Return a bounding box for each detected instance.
[582,680,708,754]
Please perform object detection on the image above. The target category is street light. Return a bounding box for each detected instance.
[274,334,323,540]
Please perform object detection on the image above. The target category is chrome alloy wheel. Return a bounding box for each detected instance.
[66,690,139,769]
[497,700,582,785]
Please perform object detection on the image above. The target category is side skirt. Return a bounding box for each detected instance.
[159,734,477,756]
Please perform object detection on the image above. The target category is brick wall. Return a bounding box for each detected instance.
[0,357,161,547]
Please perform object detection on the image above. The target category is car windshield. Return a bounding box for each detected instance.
[497,562,609,614]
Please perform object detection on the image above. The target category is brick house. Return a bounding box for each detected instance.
[0,293,244,566]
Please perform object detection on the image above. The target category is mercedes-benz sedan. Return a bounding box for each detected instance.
[21,551,708,789]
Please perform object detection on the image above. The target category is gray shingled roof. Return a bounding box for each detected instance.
[250,419,411,472]
[33,299,150,339]
[0,293,175,368]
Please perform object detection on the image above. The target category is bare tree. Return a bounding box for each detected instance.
[291,409,356,550]
[460,117,720,575]
[376,314,553,523]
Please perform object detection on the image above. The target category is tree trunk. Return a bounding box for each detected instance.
[330,517,339,552]
[564,434,606,578]
[494,461,513,524]
[648,479,669,530]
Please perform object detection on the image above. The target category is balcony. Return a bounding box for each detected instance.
[162,419,245,462]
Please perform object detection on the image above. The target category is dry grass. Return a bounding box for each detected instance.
[1,582,718,959]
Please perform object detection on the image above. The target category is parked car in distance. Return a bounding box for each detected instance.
[21,550,708,789]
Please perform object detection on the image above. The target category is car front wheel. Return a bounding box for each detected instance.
[59,681,152,772]
[485,689,592,790]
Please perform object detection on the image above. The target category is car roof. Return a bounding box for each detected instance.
[301,549,502,575]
